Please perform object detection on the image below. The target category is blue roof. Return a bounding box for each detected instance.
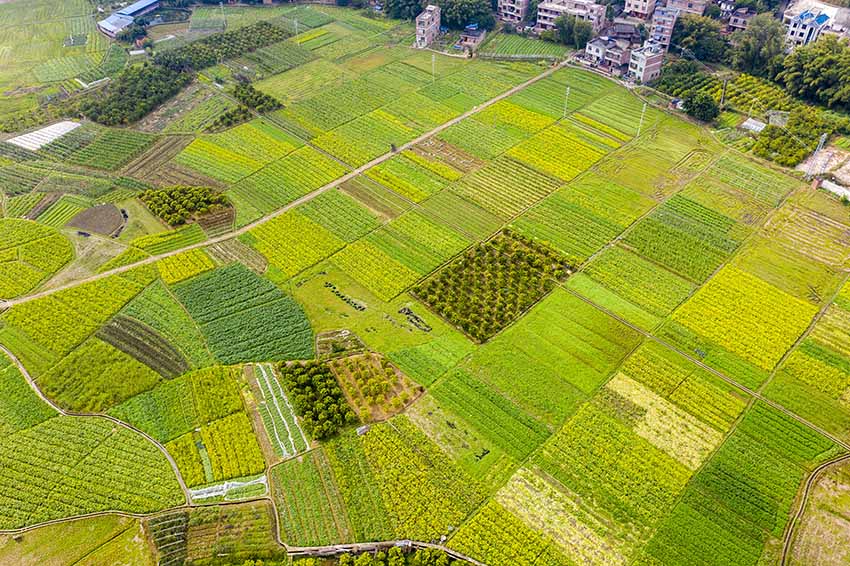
[797,9,829,24]
[117,0,159,16]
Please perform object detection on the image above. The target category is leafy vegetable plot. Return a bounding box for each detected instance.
[174,263,313,363]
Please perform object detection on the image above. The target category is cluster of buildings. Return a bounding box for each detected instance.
[410,0,850,80]
[415,5,489,52]
[97,0,160,38]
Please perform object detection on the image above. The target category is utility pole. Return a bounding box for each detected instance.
[563,85,570,119]
[720,78,728,110]
[432,52,435,83]
[637,102,647,137]
[806,132,829,180]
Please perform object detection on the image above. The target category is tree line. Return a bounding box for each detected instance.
[672,15,850,111]
[81,21,289,126]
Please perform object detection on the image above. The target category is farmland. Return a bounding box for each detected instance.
[0,2,849,565]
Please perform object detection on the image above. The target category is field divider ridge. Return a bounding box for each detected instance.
[4,61,569,309]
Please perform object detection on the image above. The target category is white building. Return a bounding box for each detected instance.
[629,41,665,82]
[785,9,831,46]
[416,5,441,48]
[585,37,634,75]
[537,0,607,32]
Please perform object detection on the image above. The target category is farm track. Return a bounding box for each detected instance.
[3,61,570,310]
[0,342,191,503]
[780,452,850,565]
[121,134,193,178]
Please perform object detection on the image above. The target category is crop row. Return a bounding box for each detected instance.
[228,146,348,219]
[365,153,449,202]
[331,240,421,302]
[453,157,561,220]
[110,365,243,444]
[246,211,345,277]
[0,220,73,299]
[272,450,351,546]
[366,211,470,275]
[156,249,216,285]
[671,266,817,372]
[0,416,183,530]
[297,189,380,243]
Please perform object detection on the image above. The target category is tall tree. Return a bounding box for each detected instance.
[683,90,720,121]
[554,14,574,45]
[671,14,728,62]
[384,0,423,19]
[437,0,495,29]
[731,13,784,77]
[573,19,593,49]
[778,35,850,110]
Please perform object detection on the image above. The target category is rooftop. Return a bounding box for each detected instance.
[97,13,134,33]
[116,0,159,17]
[794,9,830,25]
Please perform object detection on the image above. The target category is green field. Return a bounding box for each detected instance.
[0,3,848,565]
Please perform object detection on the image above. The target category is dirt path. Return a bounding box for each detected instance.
[287,540,485,565]
[0,343,191,502]
[780,453,850,566]
[3,61,567,310]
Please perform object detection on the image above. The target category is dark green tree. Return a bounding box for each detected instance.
[573,18,593,48]
[554,14,574,44]
[384,0,423,19]
[671,14,728,62]
[438,0,495,29]
[777,35,850,109]
[731,13,785,77]
[683,90,720,121]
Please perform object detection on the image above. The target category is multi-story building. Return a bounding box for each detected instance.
[668,0,706,15]
[536,0,607,32]
[784,9,831,46]
[629,41,665,82]
[719,0,737,18]
[727,6,756,31]
[649,7,678,48]
[498,0,530,24]
[585,37,634,74]
[624,0,658,19]
[415,5,441,48]
[602,20,644,42]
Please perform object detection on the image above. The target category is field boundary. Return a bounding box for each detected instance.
[0,342,191,502]
[4,61,570,309]
[780,452,850,565]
